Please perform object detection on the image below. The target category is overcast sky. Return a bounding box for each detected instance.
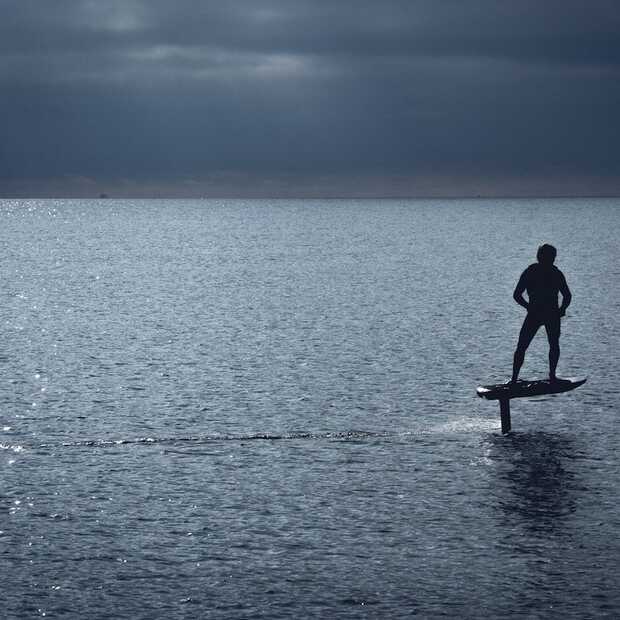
[1,0,619,197]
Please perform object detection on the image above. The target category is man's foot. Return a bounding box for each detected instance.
[550,376,570,384]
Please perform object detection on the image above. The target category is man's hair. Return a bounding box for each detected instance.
[537,243,557,264]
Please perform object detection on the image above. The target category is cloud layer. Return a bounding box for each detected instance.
[1,1,619,196]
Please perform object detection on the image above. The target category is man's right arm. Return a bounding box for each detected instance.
[513,272,529,310]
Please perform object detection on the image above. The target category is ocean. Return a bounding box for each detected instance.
[1,198,619,618]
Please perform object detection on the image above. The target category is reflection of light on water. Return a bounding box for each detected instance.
[1,440,23,465]
[470,446,495,467]
[9,498,35,514]
[433,417,498,434]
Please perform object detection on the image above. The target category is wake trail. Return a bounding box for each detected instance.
[35,429,409,450]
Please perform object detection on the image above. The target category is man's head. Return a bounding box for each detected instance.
[537,243,557,265]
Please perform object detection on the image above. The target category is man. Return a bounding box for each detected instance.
[511,243,572,384]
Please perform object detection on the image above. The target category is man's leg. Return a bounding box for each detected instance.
[512,315,540,383]
[545,316,561,381]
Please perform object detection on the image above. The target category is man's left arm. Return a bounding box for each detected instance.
[559,273,572,317]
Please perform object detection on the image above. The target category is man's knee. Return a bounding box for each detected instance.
[515,334,532,355]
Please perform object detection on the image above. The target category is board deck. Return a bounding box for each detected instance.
[477,377,587,401]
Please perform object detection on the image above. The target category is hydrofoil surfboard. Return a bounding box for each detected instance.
[476,377,587,433]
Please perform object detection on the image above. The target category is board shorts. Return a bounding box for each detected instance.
[517,310,561,349]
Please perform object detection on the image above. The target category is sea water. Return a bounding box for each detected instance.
[1,198,619,618]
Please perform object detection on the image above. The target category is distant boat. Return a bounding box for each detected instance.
[99,193,109,199]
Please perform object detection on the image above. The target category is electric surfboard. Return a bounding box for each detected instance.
[476,377,587,433]
[477,377,587,400]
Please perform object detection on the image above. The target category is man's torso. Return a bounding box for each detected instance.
[522,263,564,317]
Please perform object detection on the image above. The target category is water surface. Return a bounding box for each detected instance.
[1,198,619,618]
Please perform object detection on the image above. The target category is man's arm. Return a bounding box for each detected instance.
[513,272,529,310]
[559,274,572,316]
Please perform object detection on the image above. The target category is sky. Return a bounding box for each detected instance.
[1,0,619,197]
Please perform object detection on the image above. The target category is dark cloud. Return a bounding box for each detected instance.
[1,1,619,196]
[3,1,619,65]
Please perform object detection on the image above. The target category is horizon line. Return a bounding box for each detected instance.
[2,194,619,201]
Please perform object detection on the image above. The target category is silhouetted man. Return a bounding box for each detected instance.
[511,244,572,383]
